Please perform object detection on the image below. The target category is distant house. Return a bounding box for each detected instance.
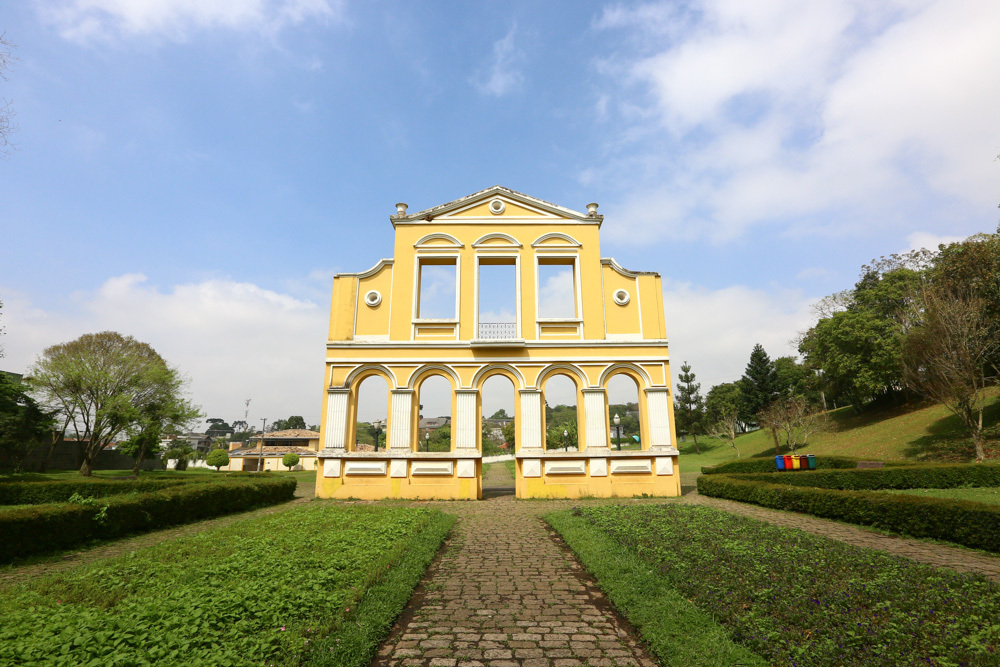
[161,432,215,454]
[225,429,320,471]
[418,417,450,430]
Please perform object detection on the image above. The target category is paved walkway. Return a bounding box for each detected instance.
[373,463,657,667]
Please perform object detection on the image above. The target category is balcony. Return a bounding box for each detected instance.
[472,322,524,347]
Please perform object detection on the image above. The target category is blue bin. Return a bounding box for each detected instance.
[775,455,786,471]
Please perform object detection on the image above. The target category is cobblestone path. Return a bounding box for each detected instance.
[682,489,1000,581]
[373,463,657,667]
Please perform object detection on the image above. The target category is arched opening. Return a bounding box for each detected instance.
[542,373,580,451]
[353,374,390,451]
[607,373,642,451]
[480,374,516,457]
[416,374,453,452]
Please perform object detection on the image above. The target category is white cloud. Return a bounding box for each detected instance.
[1,275,327,426]
[473,24,525,97]
[593,0,1000,244]
[41,0,343,42]
[904,231,965,252]
[662,279,817,389]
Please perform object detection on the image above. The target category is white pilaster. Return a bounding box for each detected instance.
[454,389,478,449]
[323,389,351,450]
[389,389,414,450]
[519,389,543,450]
[582,388,609,451]
[645,388,672,448]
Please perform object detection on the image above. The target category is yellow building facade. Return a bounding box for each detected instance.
[316,186,680,500]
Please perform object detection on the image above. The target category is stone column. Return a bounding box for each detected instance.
[454,389,479,449]
[389,389,415,450]
[644,388,672,449]
[323,388,351,451]
[582,388,609,451]
[518,389,543,452]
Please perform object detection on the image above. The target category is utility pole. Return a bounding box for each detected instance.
[257,417,267,472]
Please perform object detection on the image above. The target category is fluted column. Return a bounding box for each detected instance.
[323,388,350,451]
[582,388,609,451]
[388,389,414,450]
[518,389,543,451]
[454,389,478,449]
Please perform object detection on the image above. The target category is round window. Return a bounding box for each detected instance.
[489,199,506,215]
[364,290,382,307]
[613,289,630,306]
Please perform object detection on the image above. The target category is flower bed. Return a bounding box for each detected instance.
[551,504,1000,667]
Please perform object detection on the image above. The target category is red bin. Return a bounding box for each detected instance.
[783,455,793,470]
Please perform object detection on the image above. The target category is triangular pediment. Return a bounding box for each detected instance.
[391,186,603,227]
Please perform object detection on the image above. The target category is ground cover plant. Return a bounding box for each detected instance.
[0,503,454,666]
[552,504,1000,667]
[883,486,1000,505]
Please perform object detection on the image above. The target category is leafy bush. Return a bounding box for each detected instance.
[206,448,230,471]
[281,452,300,470]
[701,456,912,475]
[697,473,1000,552]
[0,476,296,562]
[726,462,1000,490]
[557,504,1000,667]
[0,504,453,667]
[0,478,195,505]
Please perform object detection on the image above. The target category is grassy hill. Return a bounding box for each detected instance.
[678,389,1000,490]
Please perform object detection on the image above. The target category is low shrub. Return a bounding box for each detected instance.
[697,473,1000,552]
[557,504,1000,667]
[0,476,296,562]
[701,456,912,475]
[727,462,1000,490]
[0,478,196,506]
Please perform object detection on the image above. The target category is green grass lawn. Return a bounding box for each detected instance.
[882,486,1000,505]
[0,502,454,667]
[550,503,1000,667]
[677,389,1000,489]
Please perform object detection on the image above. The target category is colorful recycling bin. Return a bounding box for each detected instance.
[775,455,786,470]
[807,454,816,470]
[783,455,793,470]
[791,455,801,470]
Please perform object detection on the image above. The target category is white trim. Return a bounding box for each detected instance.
[329,339,669,349]
[323,459,341,477]
[345,460,387,475]
[457,459,476,477]
[522,459,541,477]
[535,253,582,336]
[531,232,582,248]
[412,254,461,338]
[655,457,674,475]
[590,458,608,477]
[364,290,382,307]
[413,233,464,248]
[474,253,521,341]
[335,259,394,279]
[472,232,523,248]
[393,186,591,223]
[411,461,454,476]
[610,459,653,474]
[544,460,586,475]
[390,459,408,477]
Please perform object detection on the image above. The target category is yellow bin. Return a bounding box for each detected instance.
[791,455,801,470]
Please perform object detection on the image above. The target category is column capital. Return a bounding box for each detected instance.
[518,388,542,395]
[327,387,351,394]
[643,387,671,395]
[581,387,607,395]
[390,388,416,395]
[455,388,479,395]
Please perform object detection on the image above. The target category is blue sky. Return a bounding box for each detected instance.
[2,0,998,427]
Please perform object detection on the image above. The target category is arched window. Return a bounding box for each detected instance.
[607,374,642,451]
[481,374,516,456]
[542,373,580,451]
[416,374,453,452]
[354,374,390,451]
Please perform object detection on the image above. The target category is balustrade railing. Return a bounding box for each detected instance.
[478,322,518,340]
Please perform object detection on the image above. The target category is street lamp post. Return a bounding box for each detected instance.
[425,431,430,452]
[372,420,383,452]
[613,413,622,451]
[257,418,267,472]
[563,429,568,452]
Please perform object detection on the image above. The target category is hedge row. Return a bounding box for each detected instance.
[697,474,1000,552]
[701,456,913,475]
[0,477,297,562]
[727,462,1000,490]
[0,478,202,506]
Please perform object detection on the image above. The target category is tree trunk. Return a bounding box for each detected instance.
[973,407,985,462]
[131,441,148,475]
[819,390,827,412]
[692,433,701,455]
[79,457,92,477]
[770,426,781,455]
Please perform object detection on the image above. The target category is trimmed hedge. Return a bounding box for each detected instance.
[0,476,296,562]
[697,473,1000,552]
[0,478,199,506]
[701,456,913,475]
[726,462,1000,490]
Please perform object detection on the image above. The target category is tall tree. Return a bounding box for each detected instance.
[705,382,742,457]
[738,344,781,453]
[0,373,54,471]
[674,361,705,454]
[901,283,1000,461]
[27,332,197,476]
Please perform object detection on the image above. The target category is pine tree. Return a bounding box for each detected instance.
[674,361,705,454]
[738,343,781,453]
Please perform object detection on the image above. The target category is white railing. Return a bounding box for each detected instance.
[478,322,518,340]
